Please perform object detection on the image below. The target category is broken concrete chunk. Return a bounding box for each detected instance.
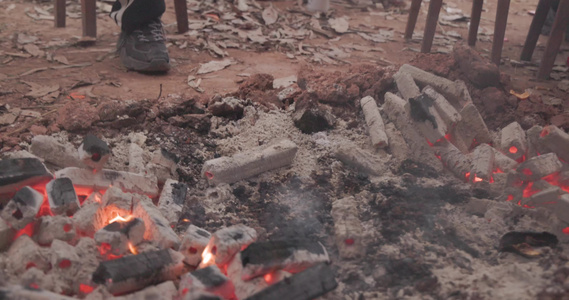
[202,139,298,185]
[158,179,188,227]
[78,134,110,171]
[1,186,43,230]
[360,96,388,148]
[29,135,82,168]
[331,196,365,259]
[46,178,80,216]
[501,121,528,161]
[0,158,53,196]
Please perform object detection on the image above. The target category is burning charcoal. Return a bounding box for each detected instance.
[72,192,103,236]
[527,125,548,158]
[158,179,188,227]
[517,153,563,182]
[182,290,223,300]
[133,196,180,249]
[201,224,257,267]
[393,70,420,101]
[491,148,518,172]
[398,64,469,108]
[539,125,569,162]
[111,281,177,300]
[244,263,338,300]
[499,231,558,258]
[78,134,111,171]
[334,144,388,176]
[454,103,492,150]
[0,285,76,300]
[36,215,75,245]
[0,217,15,251]
[331,196,364,259]
[50,239,80,272]
[227,253,290,300]
[94,217,145,255]
[407,94,448,145]
[179,225,211,266]
[128,143,147,174]
[147,149,179,184]
[202,140,297,185]
[0,158,53,196]
[102,186,135,213]
[179,265,235,299]
[383,92,443,173]
[92,249,184,295]
[500,121,528,162]
[469,143,494,183]
[55,167,159,198]
[360,96,388,149]
[240,240,330,280]
[554,194,569,223]
[433,140,471,180]
[29,135,82,169]
[523,187,564,207]
[46,178,80,216]
[7,235,50,275]
[1,186,43,230]
[422,86,461,128]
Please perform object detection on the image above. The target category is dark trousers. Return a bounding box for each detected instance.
[110,0,165,33]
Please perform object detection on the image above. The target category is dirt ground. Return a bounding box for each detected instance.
[1,0,568,136]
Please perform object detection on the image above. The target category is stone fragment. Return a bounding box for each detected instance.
[29,135,82,168]
[179,265,234,299]
[360,96,388,148]
[55,167,159,198]
[46,178,80,216]
[36,215,75,245]
[202,140,297,185]
[158,179,188,227]
[78,134,110,171]
[179,225,211,267]
[1,186,43,230]
[500,121,528,161]
[331,196,364,259]
[201,224,257,267]
[517,153,563,181]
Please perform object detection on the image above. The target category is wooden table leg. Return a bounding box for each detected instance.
[420,0,443,53]
[81,0,97,37]
[174,0,189,34]
[491,0,510,65]
[521,0,553,61]
[404,0,423,40]
[538,0,569,79]
[468,0,484,46]
[54,0,66,28]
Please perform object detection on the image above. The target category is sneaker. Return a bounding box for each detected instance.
[117,19,170,72]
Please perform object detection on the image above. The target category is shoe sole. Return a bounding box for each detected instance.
[120,48,171,73]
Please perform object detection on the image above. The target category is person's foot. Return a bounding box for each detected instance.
[117,19,170,72]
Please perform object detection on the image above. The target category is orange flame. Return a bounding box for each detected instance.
[200,244,214,267]
[109,214,134,224]
[128,242,138,255]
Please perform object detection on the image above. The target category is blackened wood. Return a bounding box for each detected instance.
[420,0,443,53]
[491,0,511,65]
[468,0,484,46]
[81,0,97,37]
[244,264,337,300]
[404,0,422,40]
[537,0,569,79]
[174,0,189,34]
[521,0,553,61]
[54,0,66,27]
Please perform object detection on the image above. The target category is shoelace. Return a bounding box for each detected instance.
[134,21,165,43]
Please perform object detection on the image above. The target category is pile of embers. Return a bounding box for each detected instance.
[370,64,569,217]
[0,134,337,299]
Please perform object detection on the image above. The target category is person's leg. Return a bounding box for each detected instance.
[110,0,170,72]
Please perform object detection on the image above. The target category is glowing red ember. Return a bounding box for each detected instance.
[509,146,518,154]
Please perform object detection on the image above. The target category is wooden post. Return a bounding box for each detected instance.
[537,0,569,79]
[468,0,484,46]
[420,0,443,53]
[174,0,189,34]
[404,0,423,40]
[54,0,66,28]
[491,0,511,65]
[81,0,97,38]
[521,0,553,61]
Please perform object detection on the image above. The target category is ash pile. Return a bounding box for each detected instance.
[1,43,569,299]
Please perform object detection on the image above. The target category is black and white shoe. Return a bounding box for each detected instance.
[117,19,170,72]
